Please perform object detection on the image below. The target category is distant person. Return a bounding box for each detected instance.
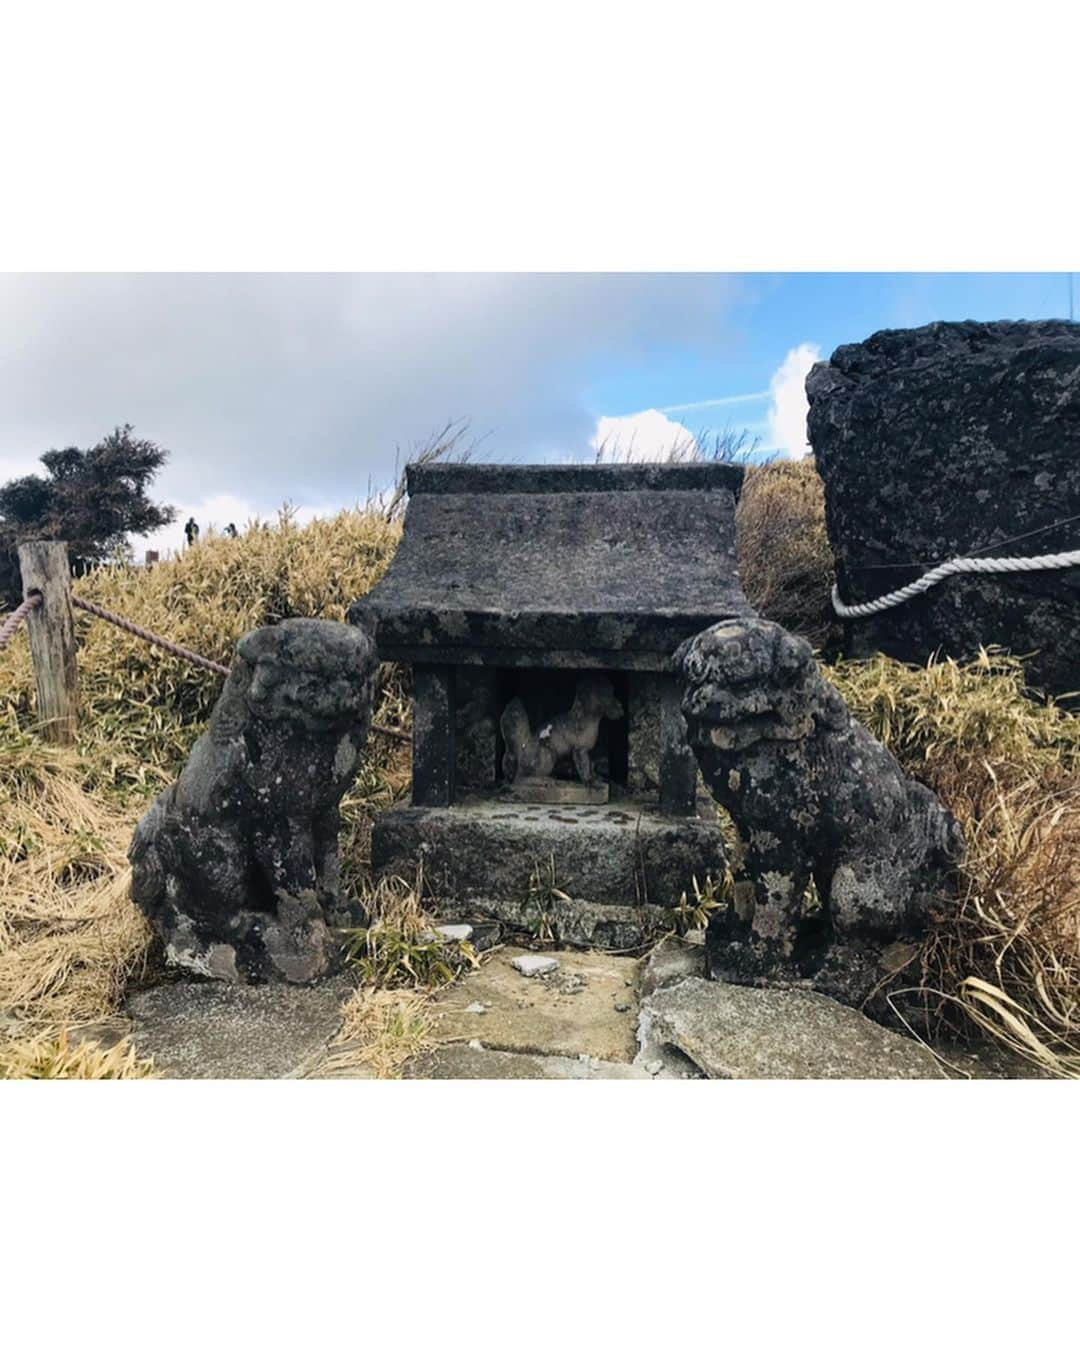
[184,517,200,547]
[224,522,238,539]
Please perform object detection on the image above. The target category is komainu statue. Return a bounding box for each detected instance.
[676,618,963,1004]
[129,618,378,984]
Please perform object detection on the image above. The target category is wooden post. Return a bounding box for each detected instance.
[17,540,79,745]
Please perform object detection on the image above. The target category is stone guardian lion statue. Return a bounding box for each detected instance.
[676,618,963,1005]
[129,618,378,984]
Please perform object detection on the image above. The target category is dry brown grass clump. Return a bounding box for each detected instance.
[736,458,837,649]
[0,1030,156,1079]
[827,649,1080,1075]
[307,870,472,1079]
[316,866,485,1077]
[0,507,411,1075]
[0,730,153,1030]
[315,989,437,1079]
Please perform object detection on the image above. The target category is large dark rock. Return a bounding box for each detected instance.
[676,618,963,1005]
[806,319,1080,696]
[129,619,378,984]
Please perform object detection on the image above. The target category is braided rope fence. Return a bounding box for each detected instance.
[0,593,43,653]
[72,602,233,680]
[1,589,410,742]
[71,596,232,676]
[833,549,1080,619]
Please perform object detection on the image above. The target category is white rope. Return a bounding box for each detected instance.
[832,549,1080,618]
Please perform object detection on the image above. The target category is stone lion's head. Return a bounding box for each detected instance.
[676,618,833,750]
[236,618,377,731]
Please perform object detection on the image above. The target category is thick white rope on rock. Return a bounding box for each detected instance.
[832,549,1080,619]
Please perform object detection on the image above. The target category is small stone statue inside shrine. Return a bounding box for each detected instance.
[677,617,964,1005]
[500,674,623,794]
[129,618,378,984]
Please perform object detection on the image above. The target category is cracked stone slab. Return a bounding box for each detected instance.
[404,1045,651,1079]
[126,975,355,1079]
[639,937,706,998]
[432,946,640,1062]
[640,977,942,1079]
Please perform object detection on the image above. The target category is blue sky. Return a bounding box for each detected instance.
[0,272,1073,554]
[583,272,1076,453]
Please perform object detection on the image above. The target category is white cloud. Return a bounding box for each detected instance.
[0,274,740,510]
[590,409,698,462]
[765,342,820,459]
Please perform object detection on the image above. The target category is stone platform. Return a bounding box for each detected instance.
[112,940,1039,1079]
[371,797,727,948]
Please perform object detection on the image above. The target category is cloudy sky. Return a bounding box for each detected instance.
[0,272,1072,554]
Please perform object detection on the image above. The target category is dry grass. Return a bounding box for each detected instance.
[736,458,837,650]
[827,649,1080,1075]
[315,989,437,1079]
[318,867,482,1077]
[0,1029,156,1079]
[0,731,153,1029]
[1,505,405,789]
[0,506,411,1075]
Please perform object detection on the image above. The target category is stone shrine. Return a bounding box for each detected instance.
[349,462,748,946]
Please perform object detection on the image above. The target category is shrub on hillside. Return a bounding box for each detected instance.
[736,458,837,650]
[0,425,175,609]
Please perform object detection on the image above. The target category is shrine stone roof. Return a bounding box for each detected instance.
[349,462,754,670]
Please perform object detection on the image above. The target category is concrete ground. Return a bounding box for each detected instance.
[426,945,641,1063]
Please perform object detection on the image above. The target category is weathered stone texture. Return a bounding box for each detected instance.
[638,977,940,1079]
[627,672,663,793]
[677,617,963,1005]
[426,945,641,1062]
[129,619,378,984]
[403,1046,650,1079]
[350,461,752,668]
[371,798,728,946]
[127,976,355,1079]
[454,667,499,788]
[807,319,1080,695]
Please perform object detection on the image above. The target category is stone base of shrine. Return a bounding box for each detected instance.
[370,797,728,949]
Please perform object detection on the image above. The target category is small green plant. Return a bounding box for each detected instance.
[671,871,733,936]
[342,924,463,989]
[340,865,478,990]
